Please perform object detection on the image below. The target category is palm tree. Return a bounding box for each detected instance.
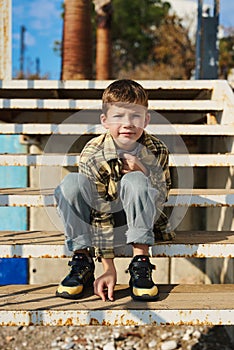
[93,0,112,79]
[62,0,93,80]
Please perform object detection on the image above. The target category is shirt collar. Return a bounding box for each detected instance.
[138,131,159,165]
[103,131,119,161]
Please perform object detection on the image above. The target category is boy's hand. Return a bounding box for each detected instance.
[94,259,117,301]
[121,153,148,175]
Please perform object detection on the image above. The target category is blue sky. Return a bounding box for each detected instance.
[12,0,234,80]
[12,0,62,79]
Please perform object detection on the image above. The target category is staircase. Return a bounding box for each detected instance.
[0,79,234,326]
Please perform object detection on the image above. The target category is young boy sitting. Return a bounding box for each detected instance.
[54,79,173,302]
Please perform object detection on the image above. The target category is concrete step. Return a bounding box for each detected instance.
[0,79,221,99]
[1,123,234,135]
[0,153,234,167]
[0,98,224,111]
[0,284,233,326]
[0,188,234,207]
[0,230,233,258]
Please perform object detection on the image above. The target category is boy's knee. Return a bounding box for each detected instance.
[120,172,151,200]
[121,171,147,188]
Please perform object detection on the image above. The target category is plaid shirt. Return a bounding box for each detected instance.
[79,130,173,258]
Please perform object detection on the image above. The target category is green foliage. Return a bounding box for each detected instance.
[53,40,62,57]
[219,32,234,78]
[112,0,171,69]
[116,13,195,80]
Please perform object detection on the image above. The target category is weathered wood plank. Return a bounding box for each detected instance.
[0,231,233,258]
[0,284,233,326]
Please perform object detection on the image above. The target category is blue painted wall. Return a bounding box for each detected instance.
[0,135,28,284]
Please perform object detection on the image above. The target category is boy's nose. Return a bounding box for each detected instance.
[122,116,133,126]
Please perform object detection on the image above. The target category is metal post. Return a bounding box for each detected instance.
[36,57,40,76]
[214,0,220,73]
[20,26,26,78]
[214,0,220,18]
[195,0,203,79]
[0,0,12,80]
[199,0,219,79]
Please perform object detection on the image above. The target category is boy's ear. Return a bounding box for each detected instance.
[144,112,151,128]
[100,113,109,129]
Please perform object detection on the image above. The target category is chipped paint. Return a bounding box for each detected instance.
[0,309,233,326]
[0,242,233,258]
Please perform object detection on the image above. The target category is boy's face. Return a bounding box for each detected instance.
[101,103,150,151]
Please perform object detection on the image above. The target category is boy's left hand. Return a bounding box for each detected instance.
[121,153,148,175]
[94,270,117,302]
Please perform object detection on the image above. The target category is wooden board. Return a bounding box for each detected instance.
[0,284,233,326]
[0,231,233,258]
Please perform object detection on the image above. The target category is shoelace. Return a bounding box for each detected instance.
[69,261,90,279]
[132,266,152,279]
[126,262,155,279]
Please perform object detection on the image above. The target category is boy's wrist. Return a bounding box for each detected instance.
[140,164,149,176]
[101,258,116,272]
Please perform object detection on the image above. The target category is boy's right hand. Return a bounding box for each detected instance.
[121,153,148,175]
[93,258,117,301]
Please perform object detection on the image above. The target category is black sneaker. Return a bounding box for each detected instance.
[127,255,159,301]
[56,253,95,299]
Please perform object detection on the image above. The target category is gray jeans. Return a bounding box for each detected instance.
[54,171,158,252]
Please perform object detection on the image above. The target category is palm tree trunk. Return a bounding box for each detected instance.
[62,0,93,80]
[94,1,112,79]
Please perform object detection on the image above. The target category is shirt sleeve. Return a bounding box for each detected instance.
[148,146,171,204]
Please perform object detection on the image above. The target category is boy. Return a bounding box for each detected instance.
[54,79,173,302]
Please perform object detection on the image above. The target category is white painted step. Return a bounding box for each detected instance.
[0,79,220,90]
[0,188,234,207]
[0,98,224,111]
[1,123,234,135]
[0,230,233,258]
[0,284,233,326]
[0,153,233,167]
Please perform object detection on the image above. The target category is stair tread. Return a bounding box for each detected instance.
[0,231,233,258]
[0,80,228,102]
[1,153,234,167]
[0,79,218,89]
[1,188,234,194]
[1,124,234,135]
[0,284,233,326]
[0,98,223,111]
[1,188,234,207]
[0,230,233,245]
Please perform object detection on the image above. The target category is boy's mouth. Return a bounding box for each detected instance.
[119,132,135,136]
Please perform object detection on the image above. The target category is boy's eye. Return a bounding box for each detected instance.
[111,114,142,119]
